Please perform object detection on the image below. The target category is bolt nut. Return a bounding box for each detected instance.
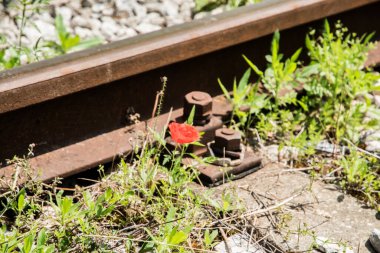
[214,128,241,151]
[183,91,212,121]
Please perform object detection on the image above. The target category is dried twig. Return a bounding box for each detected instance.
[218,226,232,253]
[343,137,380,160]
[213,191,303,224]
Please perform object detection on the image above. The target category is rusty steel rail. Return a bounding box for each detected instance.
[1,0,380,184]
[0,0,378,114]
[0,96,232,186]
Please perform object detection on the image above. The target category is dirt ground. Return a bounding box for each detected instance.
[194,163,379,252]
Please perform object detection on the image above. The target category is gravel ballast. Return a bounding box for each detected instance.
[0,0,232,47]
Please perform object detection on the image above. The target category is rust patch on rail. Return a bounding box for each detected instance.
[0,95,234,187]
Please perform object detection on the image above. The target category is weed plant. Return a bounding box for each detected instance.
[219,21,380,209]
[0,80,248,252]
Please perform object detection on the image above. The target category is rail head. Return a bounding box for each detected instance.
[0,0,377,114]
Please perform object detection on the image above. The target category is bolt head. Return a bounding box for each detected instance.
[214,128,241,151]
[183,91,212,120]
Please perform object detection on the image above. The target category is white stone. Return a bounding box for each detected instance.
[89,18,102,31]
[370,229,380,253]
[38,12,54,23]
[263,145,280,163]
[68,0,81,10]
[163,0,179,17]
[166,16,184,26]
[101,20,120,40]
[75,27,93,39]
[3,49,12,62]
[374,95,380,107]
[57,6,73,23]
[34,20,56,41]
[172,0,184,5]
[91,12,102,19]
[365,142,380,152]
[115,0,134,13]
[79,7,92,19]
[120,16,140,27]
[145,2,165,15]
[131,1,148,19]
[194,11,210,20]
[315,237,354,253]
[102,7,114,16]
[180,2,193,20]
[279,146,299,161]
[72,16,91,28]
[101,16,115,24]
[123,27,138,38]
[92,3,105,13]
[135,23,161,34]
[21,37,31,46]
[211,5,227,15]
[0,16,16,30]
[364,131,380,152]
[20,54,28,65]
[214,234,265,253]
[143,12,166,26]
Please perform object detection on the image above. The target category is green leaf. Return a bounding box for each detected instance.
[271,30,280,62]
[297,100,308,111]
[101,206,115,217]
[218,78,231,100]
[371,85,380,91]
[204,229,218,246]
[243,54,263,77]
[189,141,204,147]
[363,32,375,44]
[68,37,103,52]
[324,19,330,35]
[63,35,80,51]
[165,207,176,231]
[305,34,312,50]
[37,229,47,248]
[238,68,251,93]
[168,230,188,245]
[17,189,26,213]
[290,48,302,62]
[186,105,196,125]
[55,15,67,44]
[23,233,35,253]
[104,187,112,201]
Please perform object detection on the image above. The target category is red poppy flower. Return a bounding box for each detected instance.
[168,122,200,144]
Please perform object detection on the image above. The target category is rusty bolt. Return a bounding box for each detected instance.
[214,128,241,151]
[183,91,212,122]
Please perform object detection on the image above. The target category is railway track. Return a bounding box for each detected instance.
[1,0,380,184]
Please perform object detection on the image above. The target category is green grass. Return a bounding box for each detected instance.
[219,20,380,210]
[0,81,247,252]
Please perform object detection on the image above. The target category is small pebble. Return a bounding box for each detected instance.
[135,23,161,34]
[0,0,231,48]
[214,234,265,253]
[370,229,380,253]
[315,237,354,253]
